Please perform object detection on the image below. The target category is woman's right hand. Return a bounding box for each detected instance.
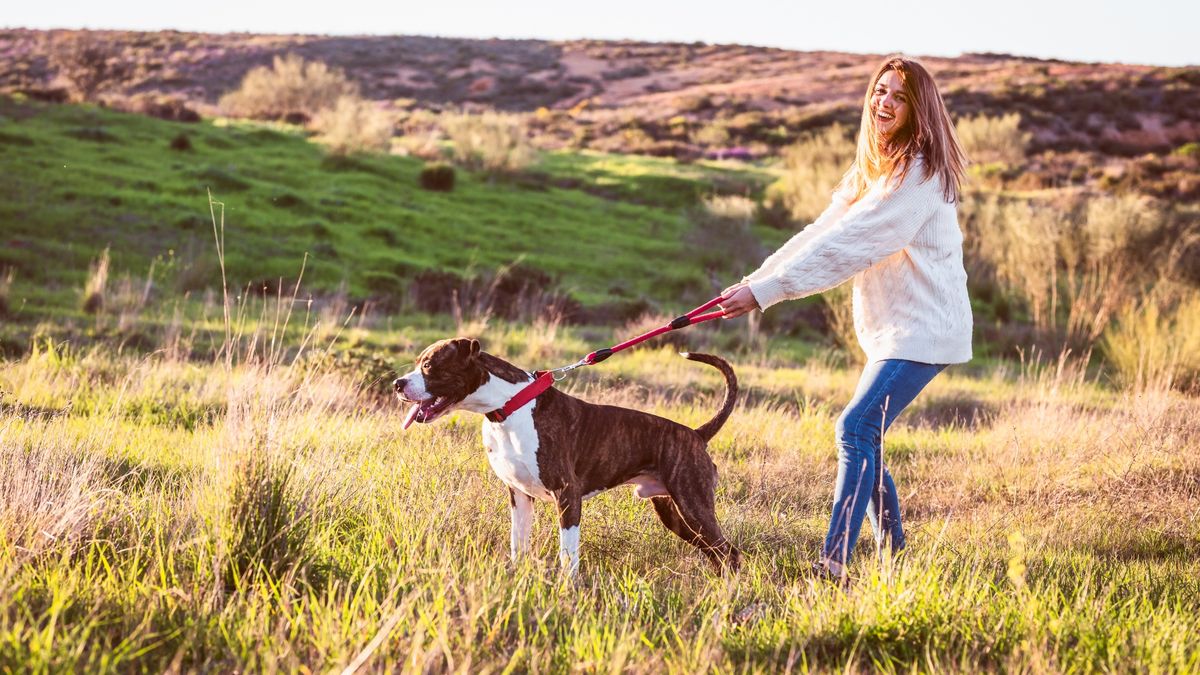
[719,283,760,319]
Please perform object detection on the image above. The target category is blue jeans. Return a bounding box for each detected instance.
[822,359,946,566]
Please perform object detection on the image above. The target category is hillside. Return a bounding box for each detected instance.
[3,29,1198,181]
[0,95,780,323]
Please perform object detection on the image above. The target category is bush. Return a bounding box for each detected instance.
[419,162,456,191]
[48,33,131,102]
[956,113,1031,166]
[82,247,110,314]
[1103,290,1200,392]
[443,111,537,174]
[686,195,765,277]
[0,268,12,317]
[309,95,393,156]
[169,132,192,152]
[219,54,359,120]
[224,454,315,585]
[764,124,856,224]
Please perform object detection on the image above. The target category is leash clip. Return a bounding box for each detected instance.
[550,357,589,381]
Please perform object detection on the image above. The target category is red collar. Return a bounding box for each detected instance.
[485,371,554,423]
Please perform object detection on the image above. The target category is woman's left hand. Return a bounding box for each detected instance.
[720,284,760,319]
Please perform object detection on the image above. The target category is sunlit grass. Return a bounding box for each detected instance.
[1,328,1197,671]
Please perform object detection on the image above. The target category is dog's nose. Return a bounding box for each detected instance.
[392,377,406,394]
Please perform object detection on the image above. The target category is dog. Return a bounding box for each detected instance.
[393,337,742,575]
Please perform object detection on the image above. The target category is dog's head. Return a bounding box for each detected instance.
[393,337,487,429]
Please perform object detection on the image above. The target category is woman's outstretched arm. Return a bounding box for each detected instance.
[747,161,943,311]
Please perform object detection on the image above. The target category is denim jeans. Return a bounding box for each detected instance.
[822,359,946,566]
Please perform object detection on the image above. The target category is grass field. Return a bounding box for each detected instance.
[0,95,776,313]
[2,318,1198,672]
[2,95,1199,672]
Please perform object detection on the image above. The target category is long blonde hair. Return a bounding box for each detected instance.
[840,56,967,203]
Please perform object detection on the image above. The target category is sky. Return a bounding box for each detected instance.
[5,0,1197,67]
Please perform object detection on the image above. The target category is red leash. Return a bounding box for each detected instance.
[484,294,729,422]
[579,294,729,367]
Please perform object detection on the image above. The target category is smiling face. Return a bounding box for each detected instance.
[871,69,911,139]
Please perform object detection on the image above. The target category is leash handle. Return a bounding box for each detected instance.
[584,294,729,365]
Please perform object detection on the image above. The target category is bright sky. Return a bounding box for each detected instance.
[6,0,1197,67]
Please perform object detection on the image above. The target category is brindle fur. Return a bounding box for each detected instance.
[401,337,742,571]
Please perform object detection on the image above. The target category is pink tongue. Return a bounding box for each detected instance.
[402,403,422,430]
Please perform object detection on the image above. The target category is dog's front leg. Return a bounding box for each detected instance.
[554,487,582,576]
[509,488,534,561]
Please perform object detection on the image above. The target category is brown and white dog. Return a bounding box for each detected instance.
[393,337,742,575]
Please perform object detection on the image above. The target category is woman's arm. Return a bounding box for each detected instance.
[747,162,943,311]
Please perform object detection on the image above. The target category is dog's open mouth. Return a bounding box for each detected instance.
[401,396,455,429]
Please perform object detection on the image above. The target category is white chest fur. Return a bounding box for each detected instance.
[481,403,553,501]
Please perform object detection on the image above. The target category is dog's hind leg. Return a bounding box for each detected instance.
[554,486,582,576]
[656,447,742,571]
[509,488,534,562]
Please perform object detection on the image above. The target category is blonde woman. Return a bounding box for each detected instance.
[721,56,972,579]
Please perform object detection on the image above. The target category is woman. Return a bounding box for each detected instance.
[720,56,972,579]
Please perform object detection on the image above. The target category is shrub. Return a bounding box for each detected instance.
[116,94,201,122]
[224,454,316,585]
[82,247,110,314]
[1103,290,1200,392]
[48,33,131,102]
[764,124,856,224]
[419,162,456,191]
[443,112,537,174]
[169,132,192,151]
[309,95,394,156]
[0,268,12,317]
[956,113,1031,166]
[692,120,731,148]
[219,54,359,120]
[686,195,765,278]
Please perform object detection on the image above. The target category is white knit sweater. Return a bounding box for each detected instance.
[746,158,972,364]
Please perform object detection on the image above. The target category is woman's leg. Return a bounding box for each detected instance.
[822,359,945,568]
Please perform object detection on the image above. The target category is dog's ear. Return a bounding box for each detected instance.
[452,337,481,361]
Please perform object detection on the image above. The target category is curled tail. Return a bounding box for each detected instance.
[682,352,738,443]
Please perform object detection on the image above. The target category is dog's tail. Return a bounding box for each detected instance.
[681,352,737,443]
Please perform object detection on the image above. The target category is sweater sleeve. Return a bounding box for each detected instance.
[742,186,853,284]
[748,161,943,310]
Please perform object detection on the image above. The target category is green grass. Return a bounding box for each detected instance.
[1,322,1198,672]
[3,96,1199,672]
[0,96,778,312]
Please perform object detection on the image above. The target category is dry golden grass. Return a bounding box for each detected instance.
[310,95,394,156]
[219,53,359,120]
[2,315,1198,671]
[764,124,856,224]
[443,111,538,174]
[956,112,1031,166]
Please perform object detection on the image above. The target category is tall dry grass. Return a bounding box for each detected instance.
[956,112,1030,166]
[962,191,1189,353]
[443,111,538,174]
[2,335,1198,672]
[765,124,856,224]
[310,96,394,156]
[1103,288,1200,392]
[0,267,13,317]
[219,54,359,120]
[81,246,110,314]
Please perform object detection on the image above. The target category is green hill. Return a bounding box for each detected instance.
[0,95,776,320]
